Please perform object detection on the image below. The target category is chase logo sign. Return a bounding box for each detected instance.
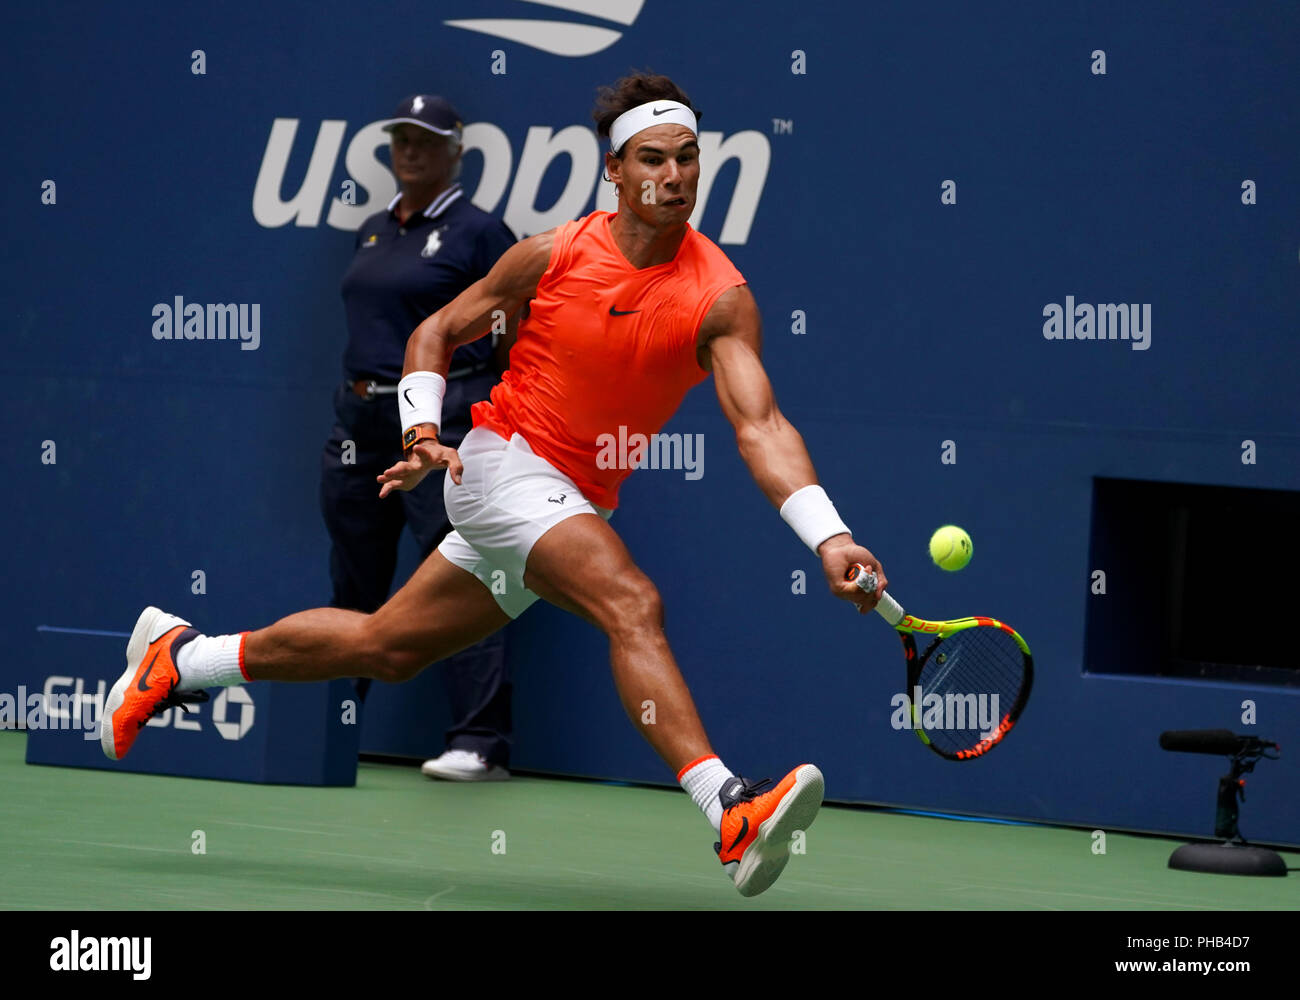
[146,684,256,741]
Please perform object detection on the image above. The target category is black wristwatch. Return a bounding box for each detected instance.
[402,426,437,457]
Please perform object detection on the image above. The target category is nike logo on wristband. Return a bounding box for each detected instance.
[403,389,416,406]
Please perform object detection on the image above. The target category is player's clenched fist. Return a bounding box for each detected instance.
[819,538,886,614]
[376,441,463,497]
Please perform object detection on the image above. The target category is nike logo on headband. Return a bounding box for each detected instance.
[651,106,673,116]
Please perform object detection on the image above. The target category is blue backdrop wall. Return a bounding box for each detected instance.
[3,1,1298,842]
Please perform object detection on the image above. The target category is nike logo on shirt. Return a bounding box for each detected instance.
[608,307,641,316]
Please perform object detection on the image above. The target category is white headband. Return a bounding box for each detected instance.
[609,100,698,154]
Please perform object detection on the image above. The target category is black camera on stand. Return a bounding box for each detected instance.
[1159,729,1285,876]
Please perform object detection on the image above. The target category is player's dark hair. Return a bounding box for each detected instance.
[592,72,701,155]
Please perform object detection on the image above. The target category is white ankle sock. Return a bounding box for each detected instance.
[678,754,735,832]
[175,633,247,691]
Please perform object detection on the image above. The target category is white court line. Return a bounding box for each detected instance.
[423,887,456,908]
[299,847,433,866]
[40,837,182,854]
[209,819,349,837]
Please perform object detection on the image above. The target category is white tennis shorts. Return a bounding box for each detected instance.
[436,426,613,618]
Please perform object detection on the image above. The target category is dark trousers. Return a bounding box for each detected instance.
[319,374,511,766]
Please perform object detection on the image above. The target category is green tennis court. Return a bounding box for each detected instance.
[2,733,1294,911]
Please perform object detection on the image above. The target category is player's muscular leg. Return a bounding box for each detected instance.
[524,514,714,773]
[244,551,511,683]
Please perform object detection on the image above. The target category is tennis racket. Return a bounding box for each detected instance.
[847,563,1033,761]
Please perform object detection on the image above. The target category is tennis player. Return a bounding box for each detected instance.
[102,73,888,898]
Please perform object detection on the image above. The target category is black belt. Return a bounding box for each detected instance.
[348,361,493,400]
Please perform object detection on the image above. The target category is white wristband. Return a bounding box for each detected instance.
[780,485,851,554]
[397,371,446,433]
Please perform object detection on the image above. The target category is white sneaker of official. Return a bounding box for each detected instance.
[420,749,510,782]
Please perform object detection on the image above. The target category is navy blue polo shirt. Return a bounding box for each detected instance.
[340,183,516,382]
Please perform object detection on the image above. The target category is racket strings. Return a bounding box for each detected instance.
[916,626,1028,754]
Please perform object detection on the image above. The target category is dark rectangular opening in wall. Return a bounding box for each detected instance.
[1085,478,1298,686]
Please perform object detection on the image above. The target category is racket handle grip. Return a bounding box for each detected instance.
[846,563,906,625]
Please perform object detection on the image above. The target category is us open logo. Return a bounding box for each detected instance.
[252,115,770,245]
[444,0,645,57]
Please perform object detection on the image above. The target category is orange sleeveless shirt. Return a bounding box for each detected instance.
[471,211,746,509]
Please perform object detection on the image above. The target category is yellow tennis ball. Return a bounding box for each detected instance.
[929,525,973,571]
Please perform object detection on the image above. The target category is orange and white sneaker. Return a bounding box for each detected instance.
[715,764,824,897]
[101,607,208,760]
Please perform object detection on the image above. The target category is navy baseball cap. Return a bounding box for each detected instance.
[382,95,463,137]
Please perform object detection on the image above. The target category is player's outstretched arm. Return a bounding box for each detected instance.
[403,230,554,377]
[701,285,886,611]
[378,230,554,498]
